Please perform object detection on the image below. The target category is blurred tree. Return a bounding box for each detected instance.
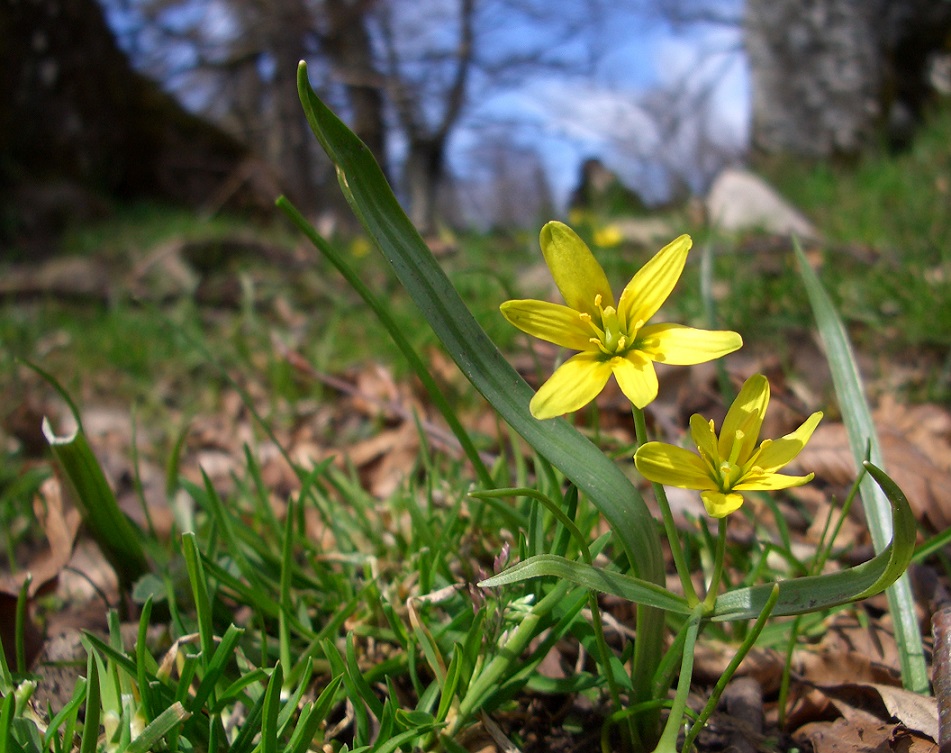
[373,0,604,233]
[745,0,951,159]
[0,0,255,247]
[110,0,605,232]
[107,0,386,210]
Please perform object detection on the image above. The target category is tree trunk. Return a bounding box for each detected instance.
[744,0,883,159]
[323,0,388,172]
[745,0,951,160]
[0,0,255,243]
[404,137,445,235]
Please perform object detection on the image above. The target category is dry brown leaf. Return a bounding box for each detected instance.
[816,684,937,742]
[792,679,937,753]
[340,422,420,499]
[797,717,893,753]
[797,397,951,531]
[799,613,903,684]
[0,477,80,598]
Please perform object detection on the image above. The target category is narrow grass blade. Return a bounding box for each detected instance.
[795,243,928,693]
[42,418,148,586]
[260,662,283,753]
[0,693,13,752]
[43,676,87,749]
[285,675,343,753]
[79,650,102,753]
[181,532,215,668]
[126,703,190,753]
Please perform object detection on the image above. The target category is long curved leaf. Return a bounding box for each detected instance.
[482,462,914,624]
[43,418,148,586]
[292,63,666,690]
[478,554,692,615]
[293,62,660,584]
[796,243,928,692]
[711,462,915,621]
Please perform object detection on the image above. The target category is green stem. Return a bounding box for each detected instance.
[633,407,700,607]
[652,607,703,753]
[702,519,728,611]
[454,579,572,728]
[682,584,780,752]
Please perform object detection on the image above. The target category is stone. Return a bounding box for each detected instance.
[705,168,820,240]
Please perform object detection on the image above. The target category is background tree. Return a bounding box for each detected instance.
[0,0,255,247]
[108,0,386,210]
[744,0,951,159]
[371,0,607,233]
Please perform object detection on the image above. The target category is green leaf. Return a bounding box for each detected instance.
[795,243,928,693]
[292,58,665,691]
[126,703,190,753]
[79,650,102,753]
[711,463,915,621]
[260,662,283,753]
[478,554,692,615]
[42,418,148,586]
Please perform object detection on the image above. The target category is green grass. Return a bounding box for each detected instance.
[761,102,951,351]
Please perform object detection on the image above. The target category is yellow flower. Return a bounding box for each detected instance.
[592,224,623,248]
[500,221,743,418]
[633,374,823,517]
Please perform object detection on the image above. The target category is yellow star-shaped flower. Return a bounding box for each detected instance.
[500,221,743,418]
[634,374,823,517]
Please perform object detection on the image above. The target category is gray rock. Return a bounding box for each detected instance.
[705,168,820,240]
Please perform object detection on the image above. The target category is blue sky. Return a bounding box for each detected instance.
[460,21,750,206]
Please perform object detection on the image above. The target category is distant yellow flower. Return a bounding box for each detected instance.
[501,221,743,418]
[593,224,623,248]
[634,374,823,517]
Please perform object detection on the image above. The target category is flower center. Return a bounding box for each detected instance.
[579,294,643,356]
[713,430,747,492]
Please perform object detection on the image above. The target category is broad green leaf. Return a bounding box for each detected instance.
[484,462,914,624]
[292,61,665,688]
[796,243,928,693]
[712,463,915,621]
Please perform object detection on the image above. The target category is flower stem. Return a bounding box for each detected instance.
[652,607,703,753]
[702,518,728,611]
[632,407,700,607]
[682,584,780,752]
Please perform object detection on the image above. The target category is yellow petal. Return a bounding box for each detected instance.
[539,222,614,317]
[634,442,713,489]
[612,352,659,409]
[529,352,613,419]
[689,413,720,466]
[500,299,594,351]
[616,234,691,329]
[754,411,823,472]
[701,490,744,518]
[636,323,743,365]
[719,374,769,465]
[735,471,814,491]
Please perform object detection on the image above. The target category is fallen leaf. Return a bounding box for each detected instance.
[0,477,80,598]
[797,396,951,531]
[797,717,892,753]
